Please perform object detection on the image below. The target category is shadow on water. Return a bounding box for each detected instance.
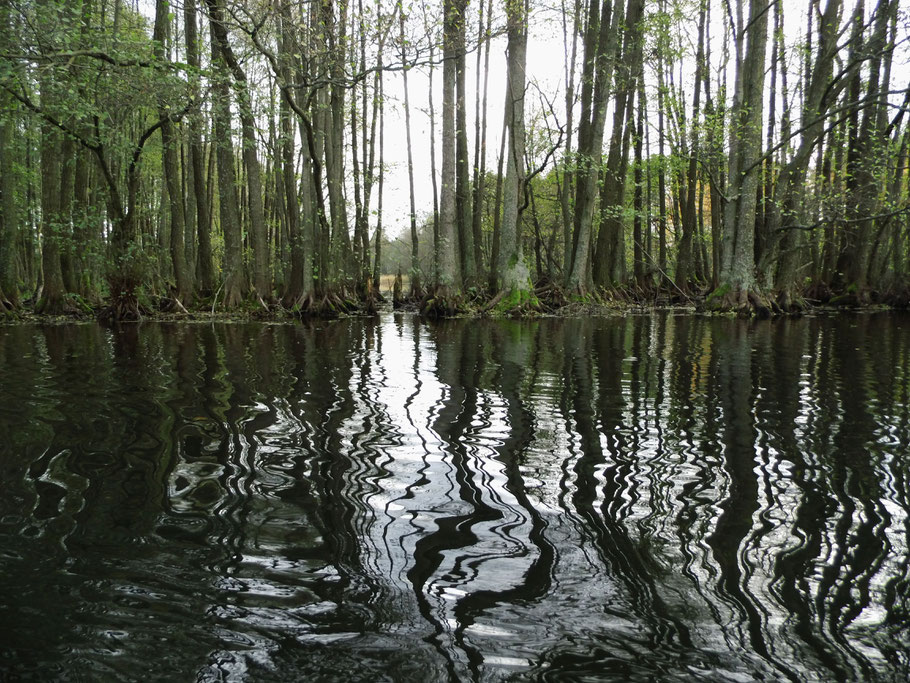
[1,313,909,681]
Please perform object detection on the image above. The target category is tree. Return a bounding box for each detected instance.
[0,0,20,312]
[565,0,622,294]
[399,8,422,299]
[207,0,246,309]
[494,0,536,312]
[153,0,192,308]
[592,0,645,289]
[711,0,771,313]
[426,0,464,315]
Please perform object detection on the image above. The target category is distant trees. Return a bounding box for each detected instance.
[0,0,908,320]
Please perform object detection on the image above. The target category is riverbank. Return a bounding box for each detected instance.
[3,293,905,326]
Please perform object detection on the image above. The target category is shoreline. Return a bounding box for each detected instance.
[1,299,905,326]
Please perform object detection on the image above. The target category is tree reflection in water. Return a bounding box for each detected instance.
[0,313,909,681]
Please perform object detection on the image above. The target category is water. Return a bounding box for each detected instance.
[1,313,909,682]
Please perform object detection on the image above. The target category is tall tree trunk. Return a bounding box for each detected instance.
[424,4,441,286]
[656,1,669,280]
[279,58,304,306]
[496,0,534,309]
[838,0,896,296]
[593,0,644,289]
[372,66,385,293]
[400,11,422,298]
[351,0,366,277]
[767,0,844,310]
[322,0,351,289]
[454,0,474,286]
[0,0,19,311]
[154,0,191,306]
[207,0,245,308]
[566,0,621,293]
[632,77,644,284]
[36,72,68,313]
[470,0,492,284]
[713,0,770,312]
[674,0,706,293]
[488,109,507,292]
[560,0,580,282]
[431,0,462,310]
[57,135,76,295]
[185,0,213,295]
[208,0,270,302]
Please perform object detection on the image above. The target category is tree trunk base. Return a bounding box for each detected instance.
[774,288,808,315]
[883,285,910,308]
[421,286,462,318]
[158,287,193,316]
[222,286,244,310]
[36,291,80,317]
[805,282,833,304]
[98,295,144,323]
[392,272,404,309]
[407,275,424,306]
[486,286,541,316]
[829,287,872,307]
[533,281,570,310]
[0,289,17,315]
[707,286,774,317]
[289,291,358,318]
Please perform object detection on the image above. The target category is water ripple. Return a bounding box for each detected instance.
[2,314,910,681]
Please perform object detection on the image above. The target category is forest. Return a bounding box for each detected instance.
[0,0,908,320]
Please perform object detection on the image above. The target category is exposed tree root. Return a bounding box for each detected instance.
[482,284,541,317]
[805,282,834,304]
[462,284,487,304]
[534,281,569,311]
[288,290,359,318]
[245,294,276,320]
[361,277,380,316]
[158,287,192,316]
[281,287,307,311]
[97,276,147,323]
[828,287,872,307]
[0,290,16,315]
[405,286,426,306]
[98,295,145,323]
[36,291,80,317]
[420,286,462,318]
[883,285,910,309]
[392,271,404,309]
[283,291,315,314]
[707,287,774,317]
[774,288,808,315]
[408,274,425,305]
[222,287,244,310]
[0,295,19,320]
[618,281,657,304]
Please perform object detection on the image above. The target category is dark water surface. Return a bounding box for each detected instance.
[2,313,909,682]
